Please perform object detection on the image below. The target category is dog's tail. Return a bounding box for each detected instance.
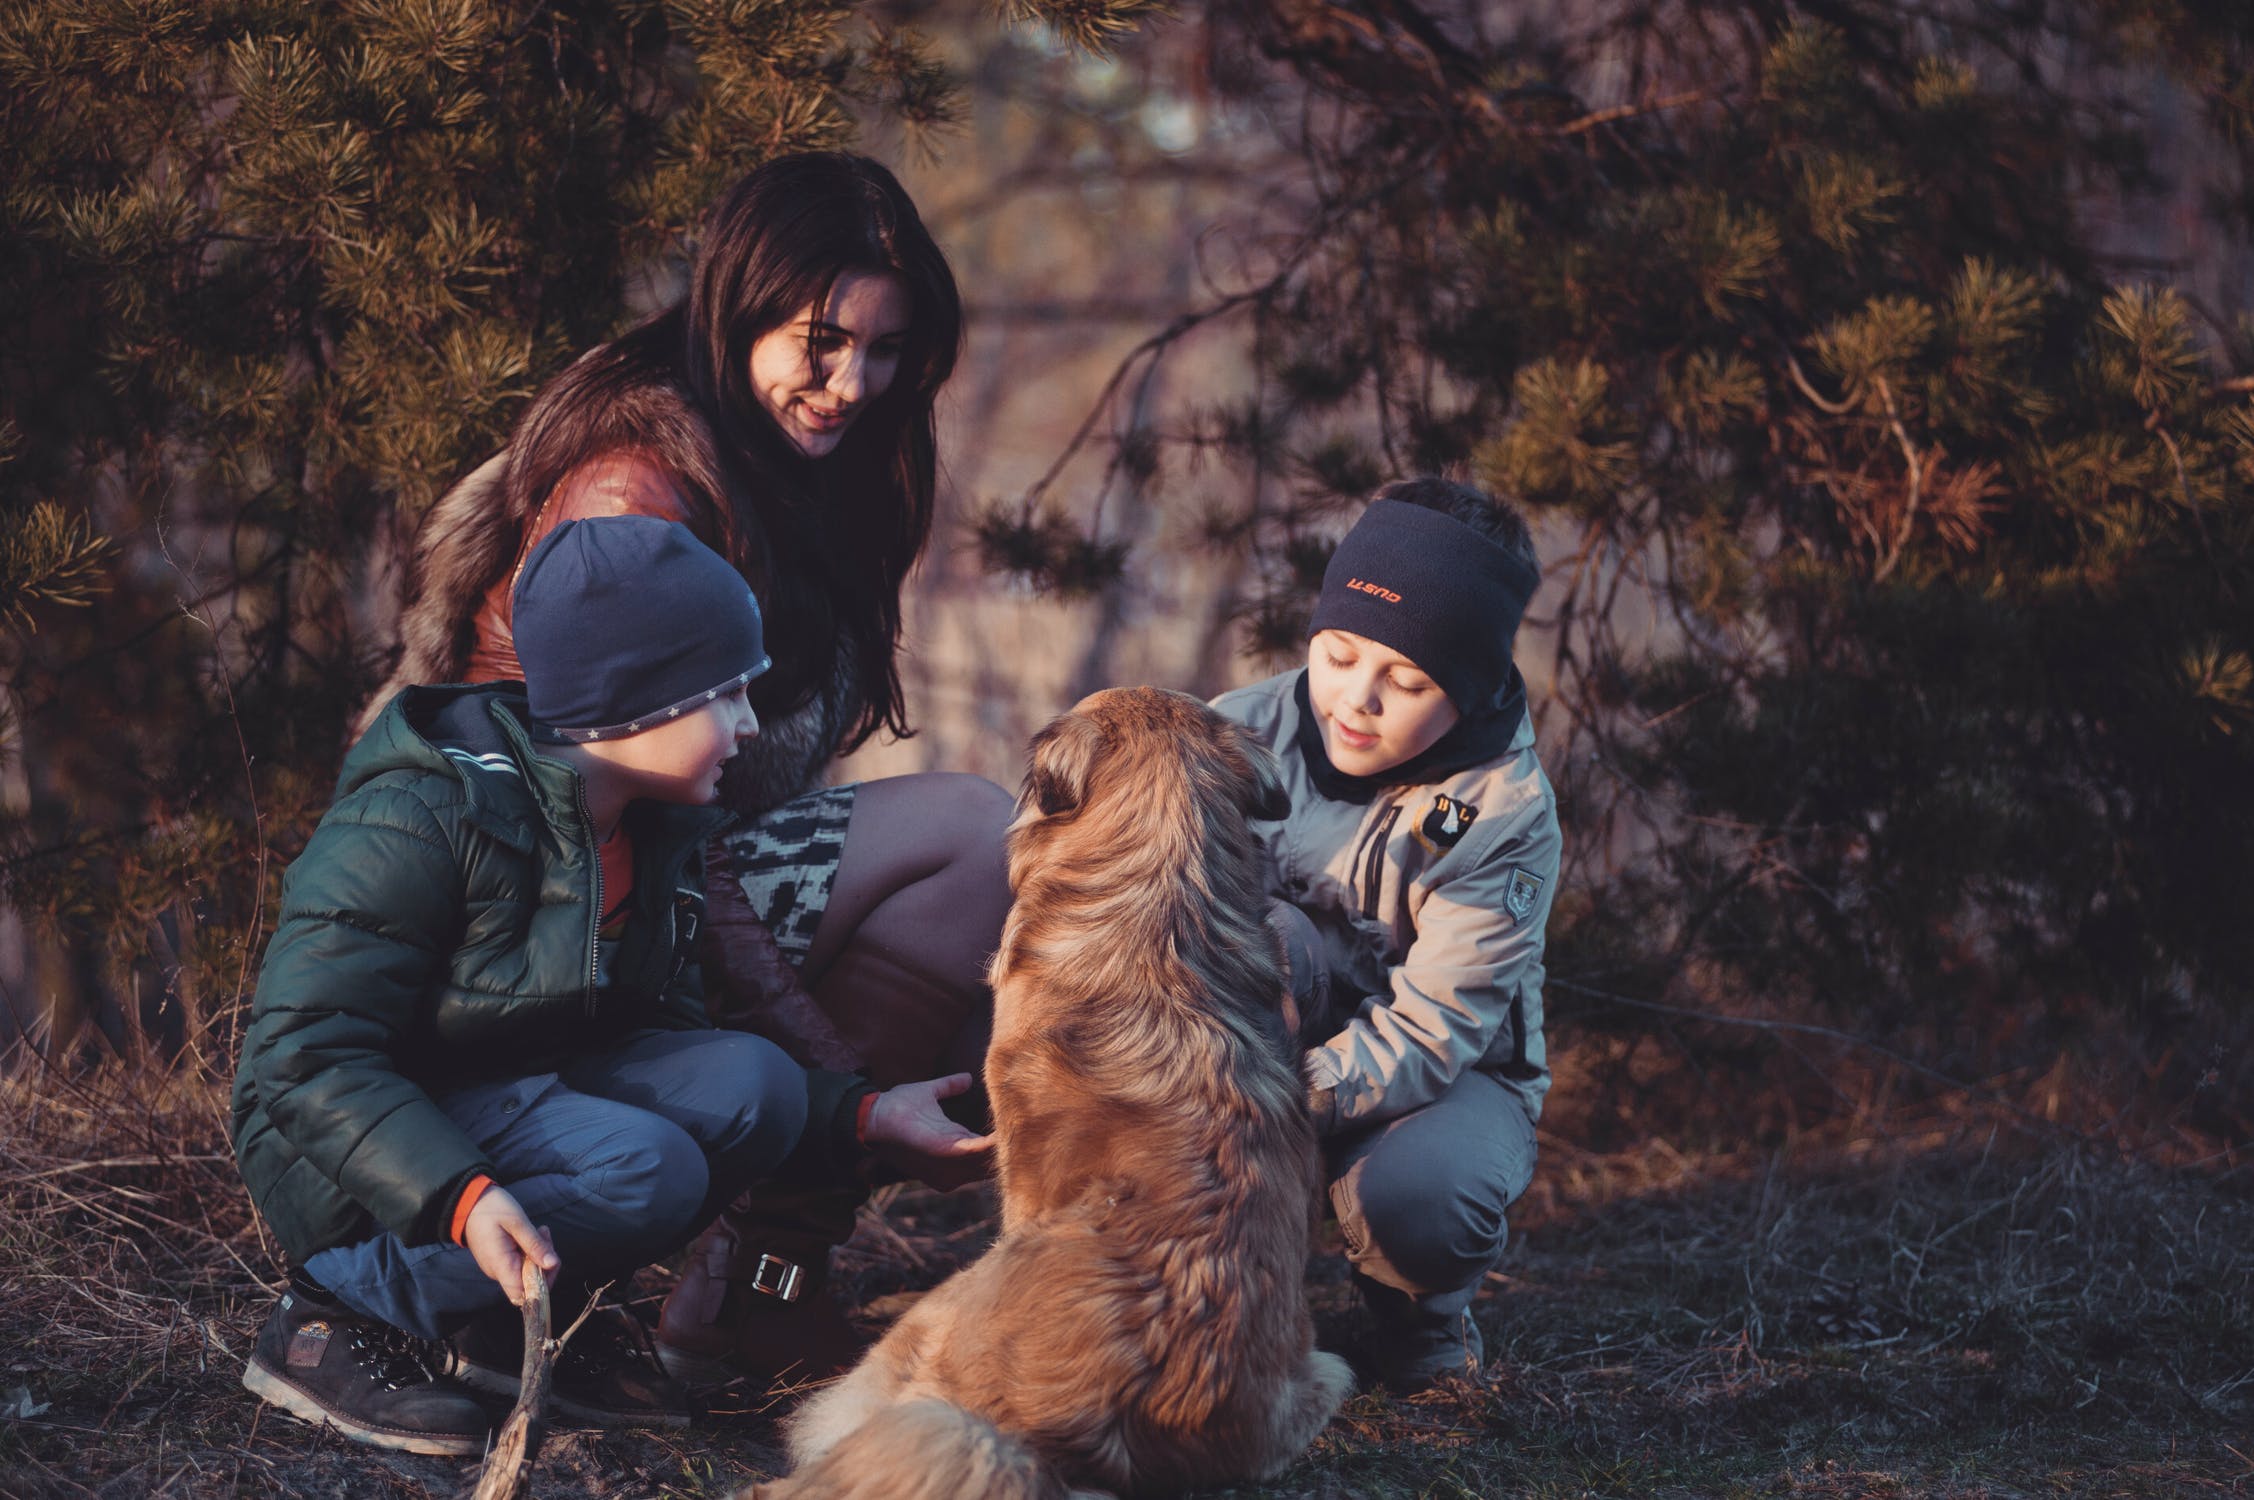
[748,1398,1083,1500]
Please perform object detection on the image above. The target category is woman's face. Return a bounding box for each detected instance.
[748,269,915,459]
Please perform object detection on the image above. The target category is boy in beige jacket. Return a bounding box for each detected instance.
[1213,477,1559,1390]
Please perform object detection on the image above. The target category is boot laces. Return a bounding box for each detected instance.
[348,1321,442,1392]
[560,1307,657,1379]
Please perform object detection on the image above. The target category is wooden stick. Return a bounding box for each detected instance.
[469,1264,552,1500]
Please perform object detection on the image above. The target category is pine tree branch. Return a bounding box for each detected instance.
[1871,377,1925,583]
[1019,166,1420,512]
[2147,420,2231,600]
[1782,349,1855,416]
[152,516,269,1030]
[1548,88,1710,137]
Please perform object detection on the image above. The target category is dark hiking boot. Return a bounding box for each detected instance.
[442,1300,691,1428]
[1356,1275,1485,1393]
[654,1215,868,1389]
[241,1289,492,1457]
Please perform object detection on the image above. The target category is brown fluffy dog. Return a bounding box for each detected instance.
[752,687,1353,1500]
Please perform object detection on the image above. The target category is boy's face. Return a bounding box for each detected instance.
[1306,629,1461,777]
[591,685,760,804]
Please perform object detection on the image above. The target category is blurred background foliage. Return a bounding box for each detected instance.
[2,0,2250,1142]
[0,0,1059,1061]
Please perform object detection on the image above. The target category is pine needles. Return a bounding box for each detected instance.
[0,0,1156,1060]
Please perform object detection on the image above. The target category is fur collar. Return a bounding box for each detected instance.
[356,377,862,814]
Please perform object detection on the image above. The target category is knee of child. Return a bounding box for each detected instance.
[712,1030,810,1164]
[595,1117,711,1242]
[1345,1163,1510,1294]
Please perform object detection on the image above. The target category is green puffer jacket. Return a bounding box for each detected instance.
[231,682,866,1264]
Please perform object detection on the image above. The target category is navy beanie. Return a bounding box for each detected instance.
[1307,498,1541,712]
[512,516,770,743]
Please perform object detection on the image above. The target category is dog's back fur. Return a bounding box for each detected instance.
[753,688,1352,1499]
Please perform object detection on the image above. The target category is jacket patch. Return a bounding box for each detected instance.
[1413,794,1478,853]
[1504,867,1545,923]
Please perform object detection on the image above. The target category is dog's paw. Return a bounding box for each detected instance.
[1311,1348,1356,1404]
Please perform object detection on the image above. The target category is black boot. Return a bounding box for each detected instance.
[442,1298,691,1429]
[654,1188,869,1390]
[242,1285,492,1457]
[1355,1274,1484,1392]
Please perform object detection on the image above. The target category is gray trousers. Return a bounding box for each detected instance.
[1271,904,1538,1317]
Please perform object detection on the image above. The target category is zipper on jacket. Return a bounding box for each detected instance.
[576,779,602,1018]
[1359,800,1402,920]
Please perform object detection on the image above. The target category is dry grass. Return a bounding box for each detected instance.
[1,1046,2248,1500]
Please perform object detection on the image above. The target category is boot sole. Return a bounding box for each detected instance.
[447,1355,691,1429]
[243,1357,490,1458]
[652,1340,734,1388]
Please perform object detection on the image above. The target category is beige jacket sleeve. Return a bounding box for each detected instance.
[1303,788,1561,1133]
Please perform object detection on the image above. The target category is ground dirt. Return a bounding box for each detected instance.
[1,1061,2248,1500]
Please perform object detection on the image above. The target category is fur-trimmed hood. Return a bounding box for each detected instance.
[356,375,862,815]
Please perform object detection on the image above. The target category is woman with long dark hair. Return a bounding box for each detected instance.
[365,151,1011,1384]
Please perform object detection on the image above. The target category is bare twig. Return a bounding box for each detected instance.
[19,1154,232,1182]
[152,515,272,1079]
[1018,162,1428,517]
[470,1264,554,1500]
[1019,282,1285,510]
[1782,348,1856,416]
[1549,88,1710,136]
[1871,377,1927,582]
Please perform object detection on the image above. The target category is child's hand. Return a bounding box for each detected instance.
[462,1187,560,1303]
[864,1073,994,1192]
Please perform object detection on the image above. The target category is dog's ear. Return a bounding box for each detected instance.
[1022,709,1104,817]
[1224,724,1292,822]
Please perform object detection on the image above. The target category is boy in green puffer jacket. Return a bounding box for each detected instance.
[231,517,987,1456]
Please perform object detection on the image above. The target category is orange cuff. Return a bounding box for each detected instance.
[449,1173,496,1246]
[855,1092,879,1149]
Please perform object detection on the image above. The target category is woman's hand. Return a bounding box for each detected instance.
[863,1072,994,1191]
[462,1187,560,1303]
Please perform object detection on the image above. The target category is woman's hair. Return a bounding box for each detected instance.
[502,152,963,751]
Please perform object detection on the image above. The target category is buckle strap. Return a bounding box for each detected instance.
[697,1229,811,1296]
[746,1253,802,1303]
[678,1244,806,1328]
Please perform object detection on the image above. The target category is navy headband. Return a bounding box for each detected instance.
[1307,499,1540,711]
